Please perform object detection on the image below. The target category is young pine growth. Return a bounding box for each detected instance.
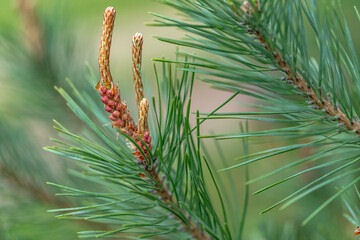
[96,7,211,240]
[42,1,360,239]
[132,32,145,107]
[97,7,151,162]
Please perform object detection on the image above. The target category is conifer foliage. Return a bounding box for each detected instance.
[152,0,360,225]
[45,0,360,239]
[47,5,218,240]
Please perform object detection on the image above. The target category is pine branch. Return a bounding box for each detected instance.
[150,0,360,224]
[0,120,66,207]
[235,1,360,135]
[46,6,220,239]
[0,163,109,230]
[0,163,65,207]
[47,61,220,238]
[0,121,110,232]
[97,7,211,239]
[145,166,211,240]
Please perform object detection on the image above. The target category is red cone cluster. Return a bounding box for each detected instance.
[98,84,151,162]
[99,85,136,135]
[97,7,152,168]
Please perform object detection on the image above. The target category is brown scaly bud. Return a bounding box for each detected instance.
[132,99,151,163]
[355,226,360,236]
[138,98,149,136]
[133,135,152,162]
[132,32,144,107]
[241,0,259,15]
[97,7,116,90]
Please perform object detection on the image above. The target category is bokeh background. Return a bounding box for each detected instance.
[0,0,360,239]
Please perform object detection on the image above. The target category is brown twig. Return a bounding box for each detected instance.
[237,1,360,135]
[146,167,211,240]
[0,163,110,230]
[17,0,44,60]
[0,164,67,207]
[97,6,211,240]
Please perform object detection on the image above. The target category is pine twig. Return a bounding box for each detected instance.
[96,7,211,240]
[17,0,44,60]
[236,1,360,135]
[0,163,110,230]
[0,164,66,207]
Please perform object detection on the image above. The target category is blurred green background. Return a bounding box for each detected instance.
[0,0,360,239]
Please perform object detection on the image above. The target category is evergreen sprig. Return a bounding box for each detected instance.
[45,6,236,239]
[150,0,360,224]
[46,59,232,239]
[38,0,360,238]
